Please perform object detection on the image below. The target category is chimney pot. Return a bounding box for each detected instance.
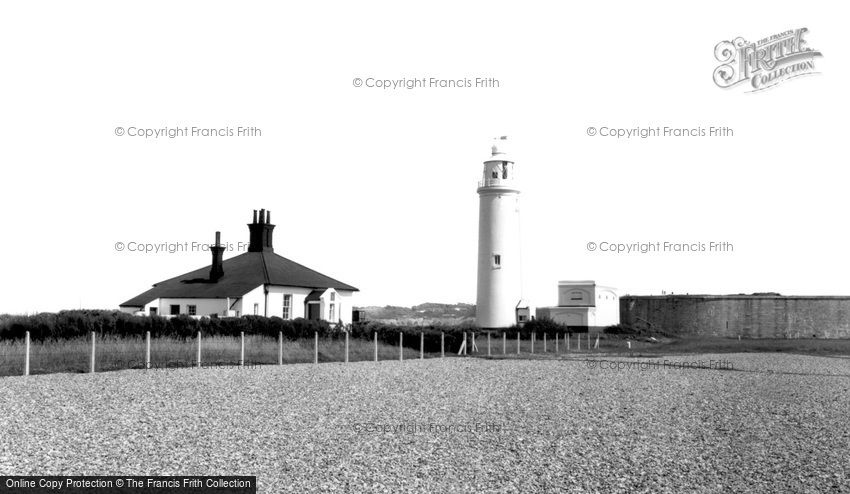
[247,207,275,253]
[209,231,225,281]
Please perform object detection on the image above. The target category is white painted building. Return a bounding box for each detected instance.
[476,137,524,328]
[535,281,620,329]
[120,209,358,324]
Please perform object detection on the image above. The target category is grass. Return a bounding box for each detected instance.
[0,335,450,377]
[3,333,849,377]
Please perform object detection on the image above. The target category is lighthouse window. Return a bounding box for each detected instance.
[493,254,501,267]
[502,162,509,179]
[491,170,498,179]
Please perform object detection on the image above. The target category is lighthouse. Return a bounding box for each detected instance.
[476,137,524,329]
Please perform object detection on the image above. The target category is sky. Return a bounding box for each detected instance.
[0,1,847,314]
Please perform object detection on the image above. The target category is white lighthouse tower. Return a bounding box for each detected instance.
[476,137,523,329]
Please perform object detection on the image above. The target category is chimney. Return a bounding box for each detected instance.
[247,208,275,252]
[209,231,225,281]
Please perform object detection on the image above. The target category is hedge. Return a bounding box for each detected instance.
[0,310,580,349]
[0,310,332,341]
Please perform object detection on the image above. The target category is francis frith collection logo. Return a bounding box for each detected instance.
[713,28,823,92]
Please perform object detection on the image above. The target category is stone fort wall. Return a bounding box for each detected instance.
[620,296,850,338]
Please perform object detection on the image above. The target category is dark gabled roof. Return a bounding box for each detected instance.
[120,252,358,307]
[305,289,326,303]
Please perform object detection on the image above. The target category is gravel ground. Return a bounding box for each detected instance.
[1,354,848,493]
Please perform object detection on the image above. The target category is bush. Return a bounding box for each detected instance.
[517,317,570,335]
[0,310,333,341]
[603,324,640,336]
[349,321,471,353]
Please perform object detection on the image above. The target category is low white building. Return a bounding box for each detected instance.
[119,209,358,324]
[535,281,619,329]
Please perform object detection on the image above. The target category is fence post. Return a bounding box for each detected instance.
[487,332,491,357]
[345,331,349,363]
[278,331,283,365]
[463,332,468,356]
[588,332,591,350]
[399,332,403,361]
[502,332,506,355]
[90,331,96,374]
[197,331,202,368]
[543,333,547,353]
[314,331,318,364]
[577,332,581,351]
[145,331,151,370]
[531,333,535,354]
[441,332,445,358]
[420,332,424,360]
[567,333,570,351]
[374,332,378,362]
[24,331,30,376]
[240,332,245,367]
[517,332,520,354]
[555,333,559,353]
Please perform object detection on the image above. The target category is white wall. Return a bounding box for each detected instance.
[536,307,589,326]
[317,288,354,325]
[476,189,522,328]
[594,287,620,327]
[119,286,356,324]
[156,298,228,317]
[232,285,356,324]
[557,281,596,307]
[265,286,313,319]
[239,285,265,317]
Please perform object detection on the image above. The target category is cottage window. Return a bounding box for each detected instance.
[282,294,292,319]
[170,304,180,315]
[187,305,197,316]
[329,303,336,322]
[253,303,259,315]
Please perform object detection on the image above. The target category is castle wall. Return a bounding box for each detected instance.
[620,296,850,338]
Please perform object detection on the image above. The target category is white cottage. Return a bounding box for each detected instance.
[119,209,358,324]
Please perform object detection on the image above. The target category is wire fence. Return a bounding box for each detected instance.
[1,330,609,377]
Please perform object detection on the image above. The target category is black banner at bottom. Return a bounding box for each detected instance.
[1,477,256,494]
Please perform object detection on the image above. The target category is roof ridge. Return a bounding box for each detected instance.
[260,252,271,285]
